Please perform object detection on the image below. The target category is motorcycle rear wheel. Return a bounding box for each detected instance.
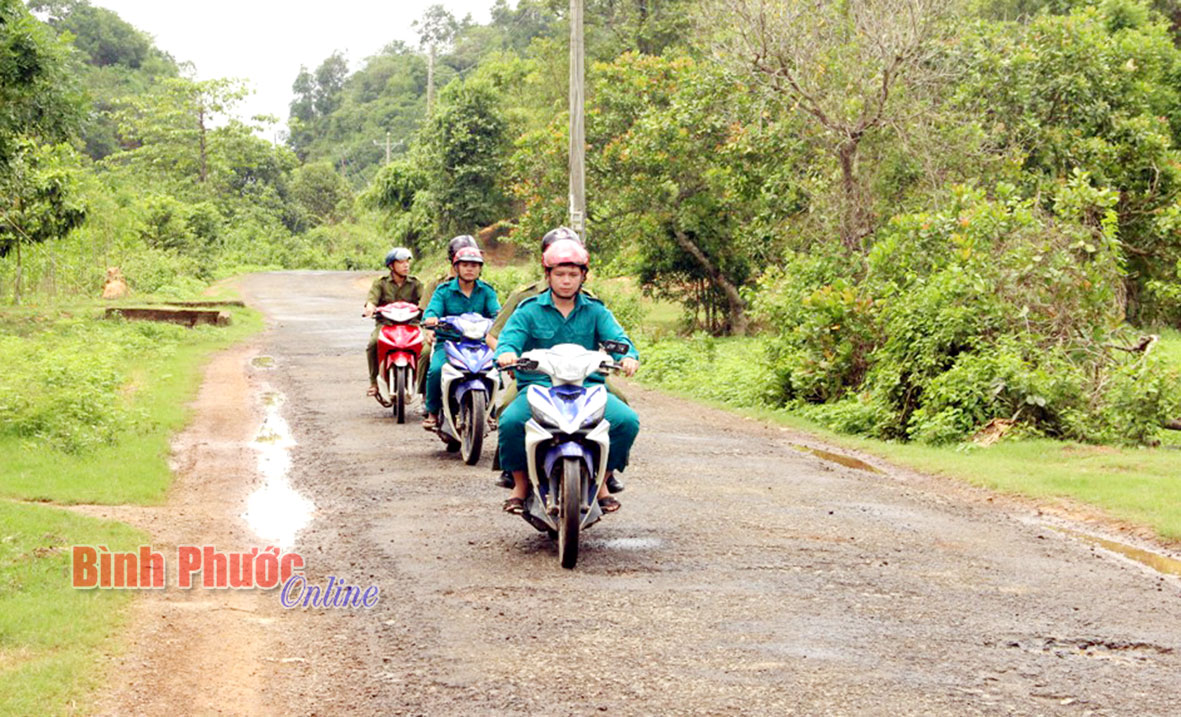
[460,391,486,465]
[558,456,583,569]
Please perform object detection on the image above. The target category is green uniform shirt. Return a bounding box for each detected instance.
[423,278,501,320]
[488,279,597,340]
[493,290,638,387]
[367,274,423,308]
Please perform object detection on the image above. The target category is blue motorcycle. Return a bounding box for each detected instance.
[511,341,629,568]
[431,313,500,465]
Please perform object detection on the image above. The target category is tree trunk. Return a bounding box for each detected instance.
[837,138,864,254]
[427,46,436,116]
[672,229,749,335]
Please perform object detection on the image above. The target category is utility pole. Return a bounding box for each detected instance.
[385,131,391,164]
[568,0,586,238]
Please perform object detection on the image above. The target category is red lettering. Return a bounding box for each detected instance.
[177,546,201,588]
[73,546,97,588]
[139,546,165,588]
[113,552,136,588]
[203,546,227,588]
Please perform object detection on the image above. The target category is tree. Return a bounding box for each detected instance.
[707,0,958,253]
[593,55,804,334]
[0,0,80,169]
[108,77,251,189]
[418,78,510,236]
[0,141,87,302]
[291,161,353,227]
[414,4,459,116]
[952,2,1181,322]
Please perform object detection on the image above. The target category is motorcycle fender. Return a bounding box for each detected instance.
[454,378,488,405]
[542,441,594,486]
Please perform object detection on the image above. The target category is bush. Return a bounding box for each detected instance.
[751,182,1179,445]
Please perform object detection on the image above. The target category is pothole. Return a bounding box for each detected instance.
[585,537,664,551]
[1051,526,1181,578]
[250,355,276,369]
[791,444,882,473]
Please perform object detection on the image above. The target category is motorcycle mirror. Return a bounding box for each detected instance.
[600,340,630,356]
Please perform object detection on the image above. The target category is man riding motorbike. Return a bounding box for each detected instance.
[421,245,501,431]
[487,227,628,492]
[416,235,481,399]
[363,247,422,397]
[494,239,639,515]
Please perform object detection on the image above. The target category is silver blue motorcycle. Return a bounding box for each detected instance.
[432,313,500,465]
[511,341,629,568]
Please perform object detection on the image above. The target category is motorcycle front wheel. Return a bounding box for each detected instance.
[460,391,486,465]
[558,456,583,569]
[392,366,407,424]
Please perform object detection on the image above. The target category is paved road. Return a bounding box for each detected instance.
[237,271,1180,716]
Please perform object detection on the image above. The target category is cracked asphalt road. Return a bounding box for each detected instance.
[110,270,1181,716]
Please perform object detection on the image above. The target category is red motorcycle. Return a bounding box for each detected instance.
[373,302,424,423]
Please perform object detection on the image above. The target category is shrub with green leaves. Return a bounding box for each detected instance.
[753,182,1180,445]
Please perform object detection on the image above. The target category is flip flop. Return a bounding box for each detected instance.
[366,385,378,397]
[598,496,621,514]
[502,497,525,514]
[422,415,438,431]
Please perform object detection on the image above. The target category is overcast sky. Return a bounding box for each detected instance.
[93,1,496,140]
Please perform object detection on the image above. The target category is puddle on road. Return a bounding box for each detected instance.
[243,387,314,549]
[251,355,276,369]
[791,444,882,474]
[1052,527,1181,577]
[586,537,664,551]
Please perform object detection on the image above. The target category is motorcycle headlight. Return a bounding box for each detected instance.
[580,403,606,429]
[532,400,564,429]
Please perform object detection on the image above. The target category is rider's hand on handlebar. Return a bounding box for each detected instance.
[363,302,376,318]
[620,357,639,377]
[497,352,518,368]
[423,317,438,328]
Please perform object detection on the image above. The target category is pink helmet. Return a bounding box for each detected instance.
[542,239,589,269]
[452,246,485,265]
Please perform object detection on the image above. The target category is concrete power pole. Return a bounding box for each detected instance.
[568,0,586,238]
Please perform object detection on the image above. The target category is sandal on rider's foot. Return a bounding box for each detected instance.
[502,497,525,514]
[422,414,438,431]
[367,384,378,397]
[598,496,621,514]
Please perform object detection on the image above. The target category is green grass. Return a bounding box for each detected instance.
[0,501,145,716]
[0,296,262,713]
[0,303,262,504]
[635,328,1181,542]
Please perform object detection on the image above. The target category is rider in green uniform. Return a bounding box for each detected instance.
[421,246,501,431]
[363,248,422,397]
[494,239,640,516]
[415,235,480,399]
[488,227,627,492]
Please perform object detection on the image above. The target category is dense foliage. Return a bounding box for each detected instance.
[3,0,1180,448]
